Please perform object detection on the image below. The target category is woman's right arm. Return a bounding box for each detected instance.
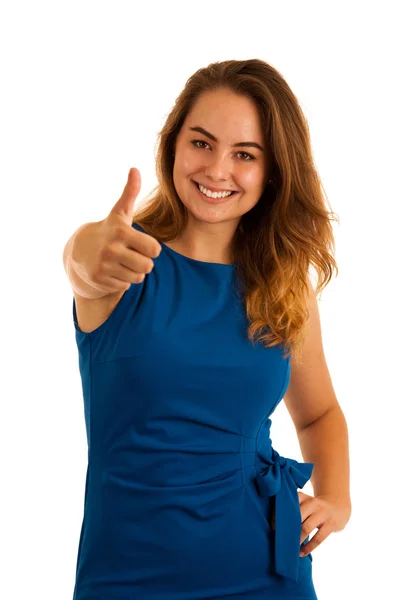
[63,169,162,332]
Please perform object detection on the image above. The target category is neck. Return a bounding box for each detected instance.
[167,221,237,265]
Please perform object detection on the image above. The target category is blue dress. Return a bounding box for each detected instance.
[71,222,318,599]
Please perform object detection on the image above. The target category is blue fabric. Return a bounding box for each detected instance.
[71,222,318,599]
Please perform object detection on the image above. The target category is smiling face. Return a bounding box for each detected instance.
[172,87,270,232]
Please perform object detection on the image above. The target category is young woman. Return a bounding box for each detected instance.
[64,58,351,600]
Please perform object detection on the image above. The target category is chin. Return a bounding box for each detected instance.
[189,206,239,227]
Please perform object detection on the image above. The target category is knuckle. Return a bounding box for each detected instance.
[327,517,338,531]
[133,272,145,283]
[91,270,102,285]
[145,259,154,273]
[100,245,113,262]
[114,224,126,239]
[103,245,116,260]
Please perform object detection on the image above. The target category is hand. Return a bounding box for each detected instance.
[71,168,162,295]
[298,491,352,557]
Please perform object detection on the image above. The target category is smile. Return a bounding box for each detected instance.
[192,180,238,203]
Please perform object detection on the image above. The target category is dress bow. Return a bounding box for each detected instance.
[255,443,314,582]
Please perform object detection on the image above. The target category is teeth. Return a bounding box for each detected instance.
[198,183,233,199]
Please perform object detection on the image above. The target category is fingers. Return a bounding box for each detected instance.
[115,245,155,275]
[126,227,162,259]
[300,522,331,557]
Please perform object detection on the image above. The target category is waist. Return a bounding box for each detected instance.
[85,418,314,583]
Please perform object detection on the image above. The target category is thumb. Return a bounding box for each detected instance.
[110,168,141,222]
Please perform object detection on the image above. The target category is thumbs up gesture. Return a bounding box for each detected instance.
[71,168,162,295]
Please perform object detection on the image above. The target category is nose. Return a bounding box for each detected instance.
[203,151,231,182]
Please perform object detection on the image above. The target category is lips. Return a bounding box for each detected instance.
[192,180,238,204]
[193,180,238,194]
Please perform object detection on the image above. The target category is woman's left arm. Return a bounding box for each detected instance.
[284,279,351,555]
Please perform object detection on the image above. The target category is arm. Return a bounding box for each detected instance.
[284,279,351,512]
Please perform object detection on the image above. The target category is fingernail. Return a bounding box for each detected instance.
[299,551,305,557]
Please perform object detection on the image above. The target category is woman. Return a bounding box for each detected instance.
[65,58,351,599]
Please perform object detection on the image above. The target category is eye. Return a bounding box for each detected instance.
[237,151,255,161]
[190,140,255,161]
[190,140,210,150]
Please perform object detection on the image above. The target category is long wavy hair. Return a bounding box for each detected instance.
[133,58,339,364]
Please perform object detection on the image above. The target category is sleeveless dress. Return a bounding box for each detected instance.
[71,222,318,599]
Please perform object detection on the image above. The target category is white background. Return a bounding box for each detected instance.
[1,1,399,598]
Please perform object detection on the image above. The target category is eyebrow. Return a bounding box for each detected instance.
[188,126,264,152]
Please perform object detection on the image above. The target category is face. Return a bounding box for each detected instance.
[172,88,270,231]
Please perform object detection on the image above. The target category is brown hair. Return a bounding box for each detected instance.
[133,58,339,364]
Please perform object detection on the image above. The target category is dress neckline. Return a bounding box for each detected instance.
[132,221,236,269]
[161,240,236,269]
